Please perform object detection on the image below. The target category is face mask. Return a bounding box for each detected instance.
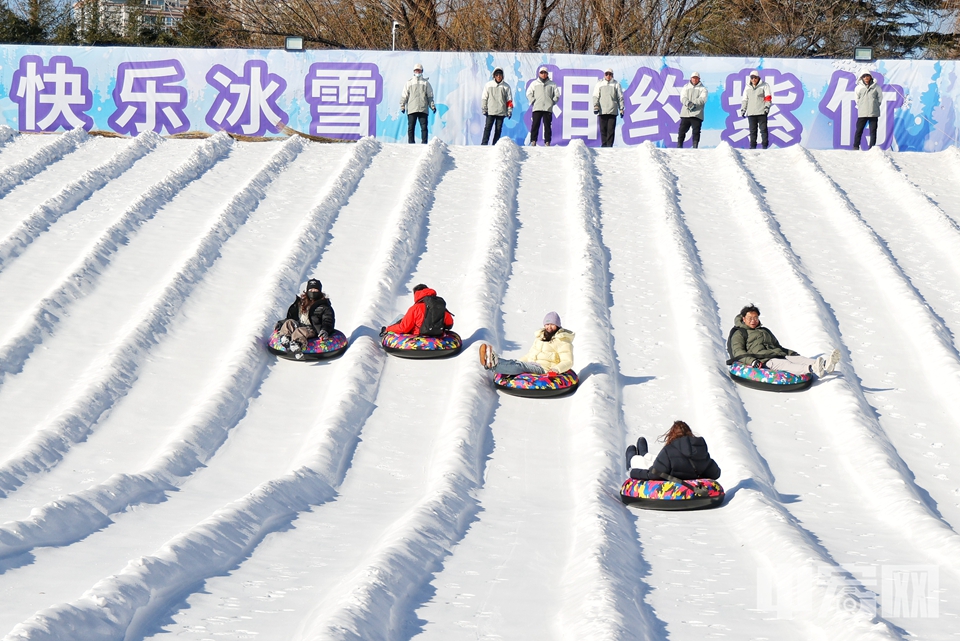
[307,291,321,300]
[414,71,422,77]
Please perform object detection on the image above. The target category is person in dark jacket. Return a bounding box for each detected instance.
[729,304,839,377]
[275,278,335,356]
[627,420,720,481]
[382,283,454,336]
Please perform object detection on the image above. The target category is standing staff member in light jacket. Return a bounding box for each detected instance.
[526,66,561,146]
[677,71,707,148]
[400,63,436,144]
[740,70,772,149]
[481,67,513,145]
[853,70,883,150]
[593,68,625,147]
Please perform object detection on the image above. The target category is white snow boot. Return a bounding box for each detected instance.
[814,357,827,377]
[826,349,841,373]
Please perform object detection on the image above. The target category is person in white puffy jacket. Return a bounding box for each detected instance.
[525,67,561,146]
[853,71,884,150]
[677,71,707,148]
[479,311,574,376]
[400,63,436,144]
[740,70,772,149]
[593,68,625,147]
[481,68,513,145]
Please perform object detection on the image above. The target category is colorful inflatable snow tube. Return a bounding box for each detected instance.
[493,370,579,398]
[381,330,462,359]
[619,477,725,510]
[267,329,348,361]
[728,362,813,392]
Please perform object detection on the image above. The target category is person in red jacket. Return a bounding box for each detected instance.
[381,284,454,336]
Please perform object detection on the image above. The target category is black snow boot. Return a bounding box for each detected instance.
[636,437,648,457]
[625,445,637,471]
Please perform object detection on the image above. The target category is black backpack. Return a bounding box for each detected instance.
[419,295,449,337]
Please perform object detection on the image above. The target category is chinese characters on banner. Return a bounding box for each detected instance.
[720,68,805,148]
[304,62,383,140]
[3,52,915,149]
[819,70,904,150]
[10,55,92,132]
[206,60,288,136]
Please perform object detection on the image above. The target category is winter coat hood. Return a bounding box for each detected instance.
[413,287,438,303]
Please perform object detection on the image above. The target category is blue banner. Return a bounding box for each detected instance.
[0,45,957,150]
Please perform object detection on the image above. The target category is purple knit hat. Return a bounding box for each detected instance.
[543,311,561,327]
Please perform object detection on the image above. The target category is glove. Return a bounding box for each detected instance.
[379,326,387,337]
[751,359,762,368]
[274,320,283,331]
[317,330,328,340]
[619,109,624,118]
[688,101,695,110]
[483,110,488,116]
[763,105,770,115]
[593,108,599,115]
[740,109,746,118]
[547,371,559,378]
[507,109,513,119]
[431,107,437,113]
[400,108,405,114]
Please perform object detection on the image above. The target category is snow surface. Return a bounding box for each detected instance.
[0,127,958,640]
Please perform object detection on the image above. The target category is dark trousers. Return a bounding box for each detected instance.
[748,115,769,149]
[481,115,505,145]
[854,116,878,149]
[677,117,702,148]
[530,110,553,144]
[599,114,617,147]
[407,112,428,144]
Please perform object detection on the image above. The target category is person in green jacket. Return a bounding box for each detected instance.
[729,304,840,377]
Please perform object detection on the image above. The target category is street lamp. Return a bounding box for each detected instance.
[854,46,873,62]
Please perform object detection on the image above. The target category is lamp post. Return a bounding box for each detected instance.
[392,21,399,51]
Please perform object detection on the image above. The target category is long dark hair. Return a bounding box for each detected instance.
[299,290,329,316]
[659,420,695,445]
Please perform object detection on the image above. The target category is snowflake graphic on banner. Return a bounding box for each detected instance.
[621,67,685,146]
[523,66,604,146]
[304,63,383,140]
[205,60,287,136]
[10,55,92,133]
[108,60,189,136]
[720,68,804,148]
[819,70,904,149]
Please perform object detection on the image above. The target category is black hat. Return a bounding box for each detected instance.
[306,279,322,291]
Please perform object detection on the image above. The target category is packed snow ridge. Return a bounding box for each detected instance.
[0,127,957,640]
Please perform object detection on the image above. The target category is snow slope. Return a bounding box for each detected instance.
[0,127,957,640]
